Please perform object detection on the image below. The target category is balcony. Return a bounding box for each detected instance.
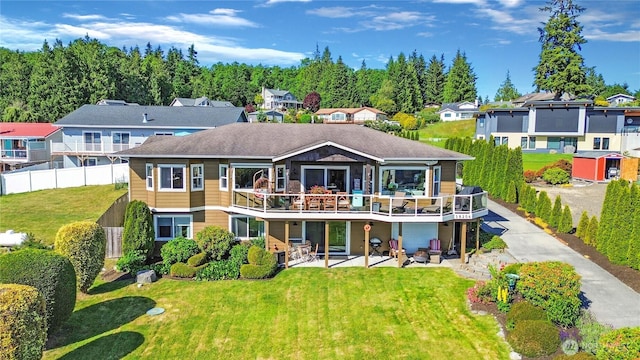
[50,140,140,155]
[230,190,488,223]
[1,144,49,163]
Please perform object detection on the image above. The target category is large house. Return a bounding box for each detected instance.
[169,97,235,108]
[606,94,636,106]
[261,87,302,110]
[315,107,386,124]
[438,102,479,121]
[51,103,248,168]
[0,122,61,172]
[118,123,488,267]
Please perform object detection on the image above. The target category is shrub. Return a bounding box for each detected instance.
[54,221,106,293]
[577,310,612,355]
[482,235,507,251]
[116,250,147,274]
[558,205,573,233]
[576,211,590,240]
[502,263,523,275]
[187,252,208,267]
[0,249,76,334]
[122,200,155,259]
[507,320,560,358]
[543,167,571,185]
[524,170,538,183]
[195,260,240,281]
[169,262,202,278]
[507,301,548,327]
[467,280,492,304]
[537,191,552,223]
[240,246,277,279]
[249,236,266,250]
[14,233,50,250]
[161,237,200,266]
[596,327,640,360]
[550,195,563,229]
[516,261,582,327]
[0,284,47,360]
[195,226,235,261]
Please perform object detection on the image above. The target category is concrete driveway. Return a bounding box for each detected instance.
[487,199,640,329]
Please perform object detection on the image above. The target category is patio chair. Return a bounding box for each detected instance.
[422,196,452,213]
[391,191,409,213]
[337,192,350,211]
[307,243,319,262]
[307,196,321,211]
[323,193,337,211]
[291,192,305,210]
[388,238,406,258]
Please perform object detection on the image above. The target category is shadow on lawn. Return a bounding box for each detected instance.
[57,331,145,360]
[88,278,134,295]
[47,296,155,349]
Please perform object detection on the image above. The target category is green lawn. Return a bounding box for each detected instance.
[44,268,510,360]
[522,153,574,171]
[419,119,476,148]
[0,185,127,245]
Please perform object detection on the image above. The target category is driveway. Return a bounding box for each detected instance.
[486,199,640,329]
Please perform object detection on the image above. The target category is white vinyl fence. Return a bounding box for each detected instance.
[0,164,129,195]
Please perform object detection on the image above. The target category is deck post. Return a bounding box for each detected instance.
[476,220,480,251]
[264,220,270,251]
[285,221,290,269]
[398,223,403,268]
[324,222,329,269]
[364,226,370,268]
[461,222,467,263]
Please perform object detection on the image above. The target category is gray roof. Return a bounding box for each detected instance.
[118,123,473,162]
[574,151,622,159]
[171,97,235,107]
[55,105,247,129]
[265,88,291,97]
[438,102,478,112]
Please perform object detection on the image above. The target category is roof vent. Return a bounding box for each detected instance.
[143,113,148,123]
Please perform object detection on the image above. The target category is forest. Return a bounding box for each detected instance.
[0,37,479,123]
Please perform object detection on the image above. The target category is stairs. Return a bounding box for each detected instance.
[451,251,518,280]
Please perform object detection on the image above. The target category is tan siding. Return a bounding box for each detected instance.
[440,161,457,195]
[154,160,189,208]
[438,222,455,252]
[129,159,156,208]
[189,161,205,208]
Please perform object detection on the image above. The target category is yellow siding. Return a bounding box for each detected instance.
[189,161,205,208]
[129,159,156,208]
[350,221,391,255]
[440,161,457,195]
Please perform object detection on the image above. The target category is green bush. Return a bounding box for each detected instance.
[516,261,582,327]
[249,236,266,250]
[54,221,106,293]
[116,250,147,274]
[161,237,200,266]
[0,284,47,360]
[584,216,599,247]
[596,327,640,360]
[195,260,240,281]
[577,310,612,355]
[501,263,523,275]
[482,235,508,251]
[542,167,571,185]
[187,252,208,267]
[576,211,590,240]
[550,195,563,229]
[14,233,50,250]
[169,262,198,278]
[553,353,596,360]
[558,205,573,233]
[506,320,560,358]
[507,301,548,328]
[0,249,76,335]
[195,226,235,261]
[537,191,552,223]
[240,246,277,279]
[122,200,155,259]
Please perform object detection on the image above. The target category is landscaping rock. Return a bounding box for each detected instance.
[136,269,157,284]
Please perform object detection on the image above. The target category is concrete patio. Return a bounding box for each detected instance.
[285,254,455,269]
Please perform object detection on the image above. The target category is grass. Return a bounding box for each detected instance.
[522,153,574,171]
[419,119,476,147]
[44,268,511,360]
[0,185,127,245]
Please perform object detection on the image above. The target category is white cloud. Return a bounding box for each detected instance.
[307,7,359,18]
[417,32,434,37]
[365,11,435,31]
[166,9,259,27]
[497,0,523,7]
[261,0,311,6]
[432,0,486,4]
[585,29,640,42]
[476,7,539,35]
[62,13,108,21]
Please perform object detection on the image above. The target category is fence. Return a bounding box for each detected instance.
[97,193,128,258]
[104,227,123,258]
[0,163,129,195]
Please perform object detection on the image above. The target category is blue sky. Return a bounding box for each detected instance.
[1,0,639,99]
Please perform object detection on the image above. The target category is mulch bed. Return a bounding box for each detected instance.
[492,197,640,293]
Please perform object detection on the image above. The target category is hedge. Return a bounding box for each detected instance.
[0,249,76,334]
[506,319,560,358]
[195,226,235,260]
[160,237,200,266]
[122,200,155,259]
[240,246,277,279]
[0,284,47,360]
[54,221,106,293]
[596,327,640,360]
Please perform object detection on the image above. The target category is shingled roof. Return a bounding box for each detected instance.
[118,123,473,162]
[55,105,247,128]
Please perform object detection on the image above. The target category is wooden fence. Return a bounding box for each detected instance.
[97,193,128,258]
[104,227,123,258]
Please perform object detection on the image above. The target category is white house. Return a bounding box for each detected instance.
[261,87,302,110]
[606,94,636,106]
[315,107,386,124]
[437,102,479,121]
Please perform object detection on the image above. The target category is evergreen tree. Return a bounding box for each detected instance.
[558,205,573,233]
[494,70,521,101]
[327,56,355,108]
[370,79,397,114]
[585,216,598,246]
[506,180,517,203]
[526,186,538,214]
[442,50,477,103]
[627,183,640,270]
[550,195,563,229]
[536,191,552,223]
[0,50,33,120]
[424,54,446,104]
[584,67,606,96]
[534,0,590,99]
[576,210,589,240]
[608,181,631,265]
[410,51,428,107]
[596,180,621,254]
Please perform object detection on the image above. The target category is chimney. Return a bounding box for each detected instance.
[143,113,148,123]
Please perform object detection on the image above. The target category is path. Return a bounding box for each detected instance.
[486,199,640,329]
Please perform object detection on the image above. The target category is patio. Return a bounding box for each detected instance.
[285,254,455,268]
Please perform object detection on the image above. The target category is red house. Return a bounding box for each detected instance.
[572,152,624,182]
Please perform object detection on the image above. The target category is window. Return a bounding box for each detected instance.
[159,165,185,191]
[521,136,536,149]
[547,137,561,150]
[444,113,452,118]
[112,132,130,151]
[521,137,527,148]
[479,118,485,127]
[234,165,270,190]
[82,157,97,167]
[331,113,346,121]
[602,137,609,150]
[529,136,536,148]
[154,132,173,136]
[231,216,264,239]
[146,163,154,190]
[219,164,228,190]
[83,132,101,151]
[191,164,204,191]
[432,166,441,196]
[275,165,286,191]
[156,215,191,239]
[593,137,601,150]
[380,167,426,195]
[494,137,508,146]
[593,137,610,150]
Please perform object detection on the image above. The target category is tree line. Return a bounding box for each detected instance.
[0,37,479,123]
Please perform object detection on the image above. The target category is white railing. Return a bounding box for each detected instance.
[0,163,129,195]
[50,140,139,154]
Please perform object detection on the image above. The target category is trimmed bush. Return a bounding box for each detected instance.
[576,211,589,240]
[0,249,76,334]
[584,216,599,247]
[482,235,507,251]
[543,167,570,185]
[596,327,640,360]
[161,237,200,266]
[122,200,155,259]
[506,320,560,358]
[54,221,106,293]
[550,195,563,229]
[558,205,573,234]
[240,246,277,279]
[169,262,199,278]
[195,260,239,281]
[187,252,208,267]
[195,226,235,261]
[524,170,538,183]
[516,261,582,327]
[537,191,552,223]
[502,263,523,275]
[116,250,147,274]
[507,301,548,327]
[577,310,612,355]
[0,284,47,360]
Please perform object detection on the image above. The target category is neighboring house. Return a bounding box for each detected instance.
[606,94,636,106]
[96,99,139,106]
[170,97,235,108]
[247,110,285,123]
[476,101,640,178]
[118,123,488,266]
[511,92,573,107]
[0,123,61,172]
[315,107,387,124]
[261,87,302,110]
[438,102,479,121]
[51,104,248,168]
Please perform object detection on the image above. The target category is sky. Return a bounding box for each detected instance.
[1,0,639,100]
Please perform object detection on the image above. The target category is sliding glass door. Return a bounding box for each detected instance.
[302,166,350,192]
[304,221,348,254]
